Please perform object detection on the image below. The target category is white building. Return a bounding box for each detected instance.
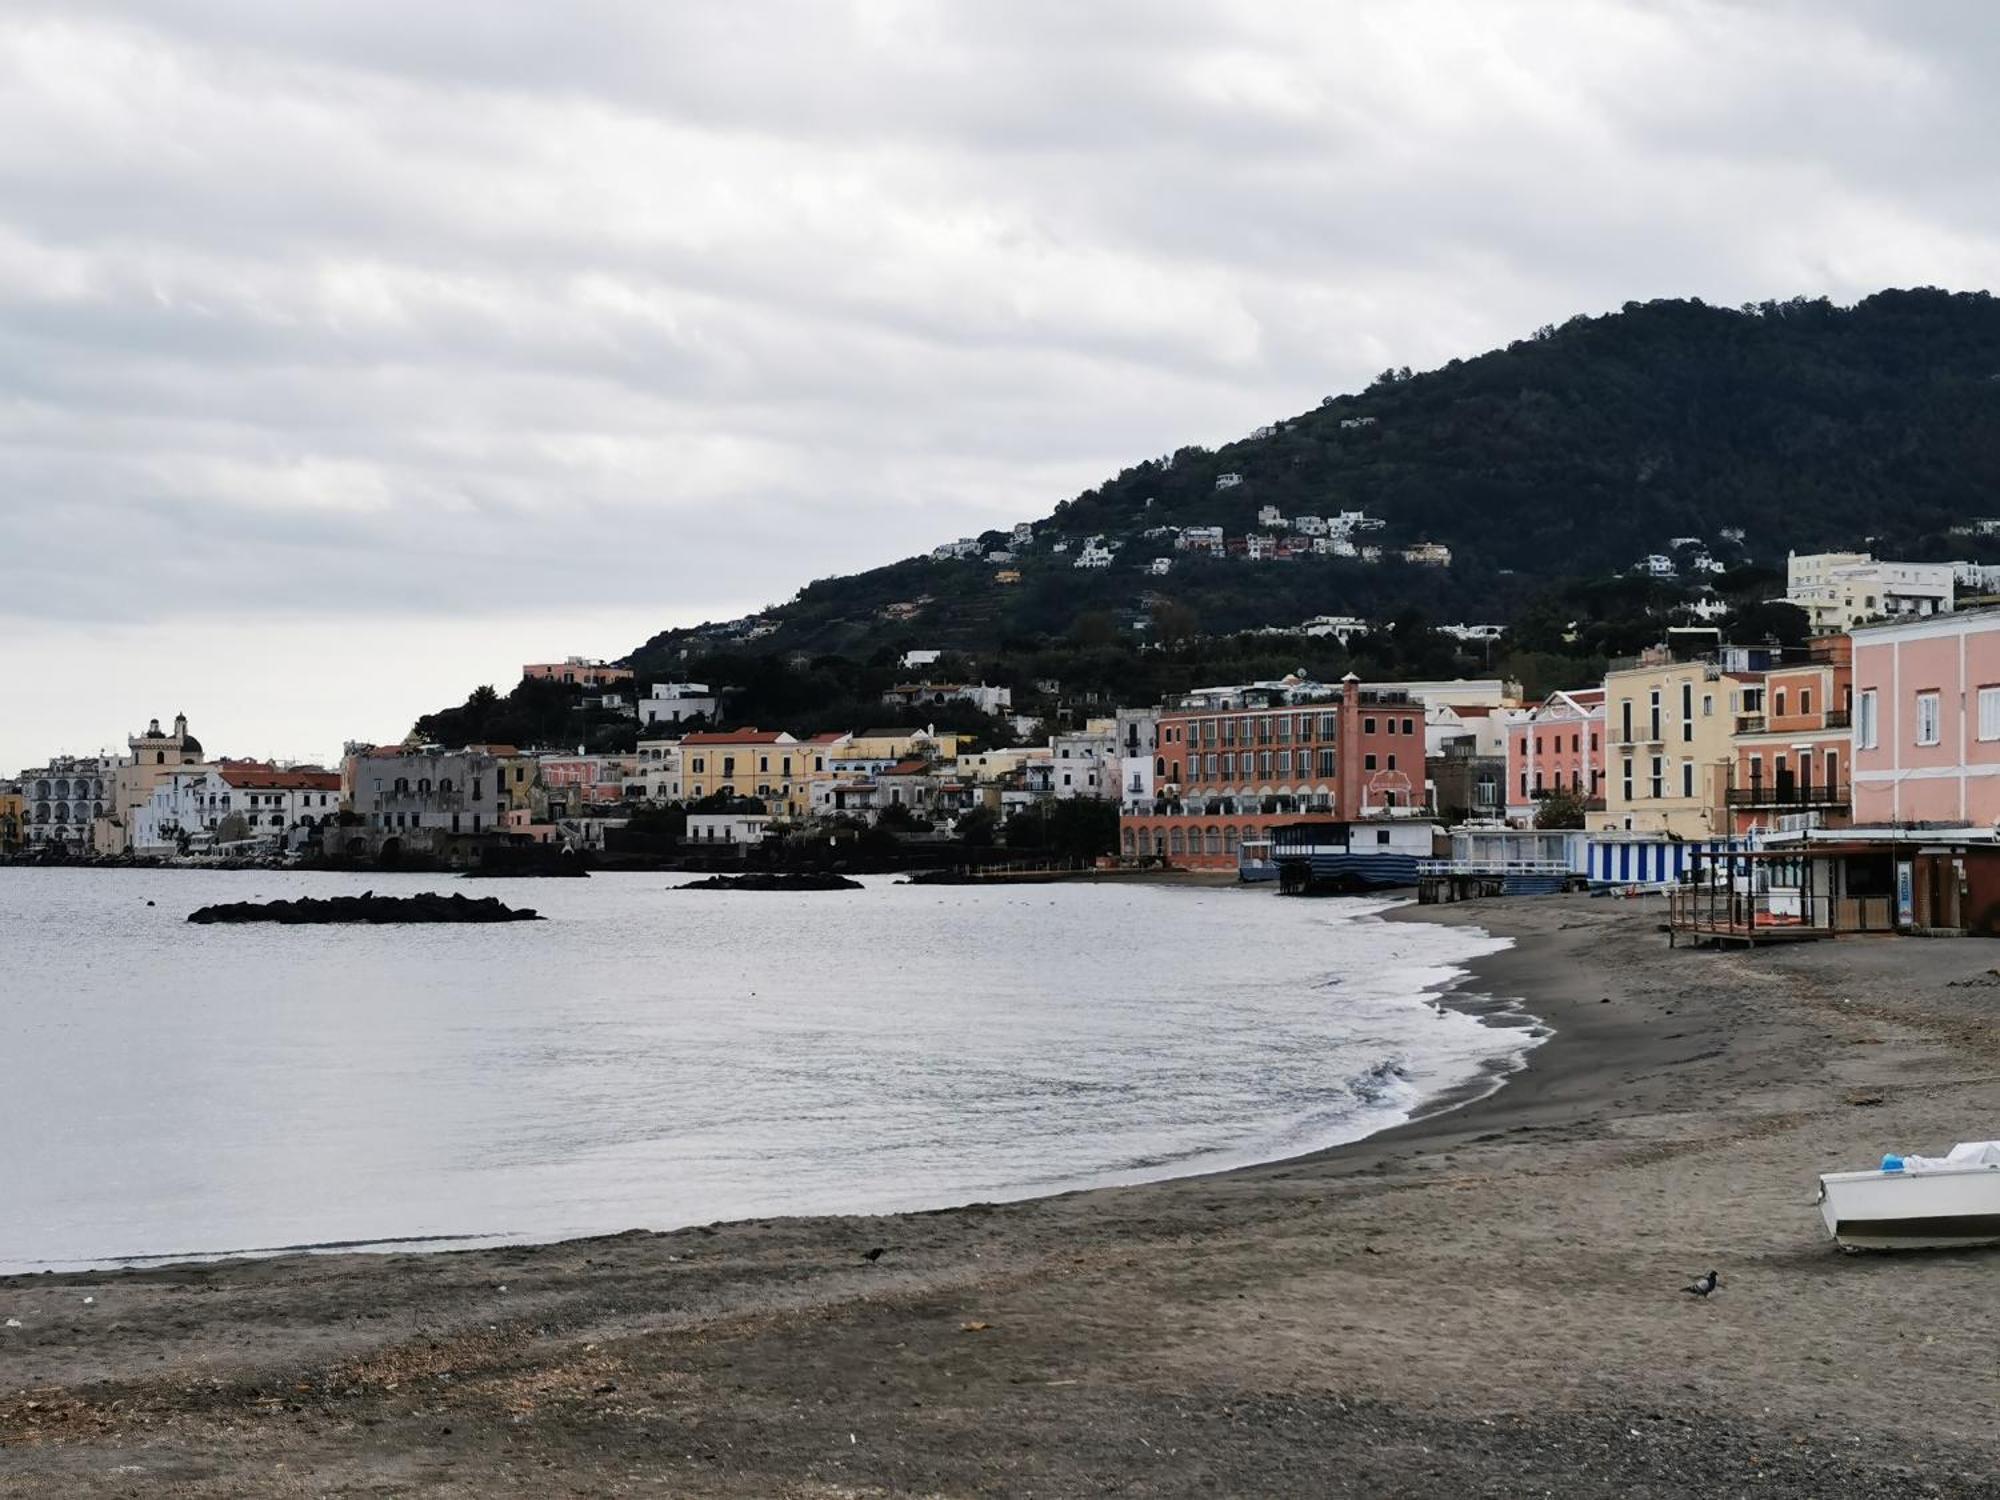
[346,747,502,835]
[17,755,114,850]
[1257,505,1286,529]
[1148,557,1173,575]
[1011,522,1036,546]
[1245,534,1277,561]
[899,649,943,670]
[1292,514,1328,536]
[1075,539,1114,569]
[131,763,341,852]
[639,682,719,727]
[1637,553,1677,578]
[1339,416,1377,429]
[635,738,684,801]
[1300,614,1370,644]
[1439,622,1504,643]
[1051,720,1120,799]
[1786,551,1955,633]
[686,812,771,846]
[1402,542,1452,567]
[1214,473,1243,490]
[1953,561,2000,595]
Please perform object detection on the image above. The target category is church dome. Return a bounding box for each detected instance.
[180,735,204,756]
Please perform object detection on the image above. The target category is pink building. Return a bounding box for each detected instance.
[1851,608,2000,827]
[1503,689,1605,824]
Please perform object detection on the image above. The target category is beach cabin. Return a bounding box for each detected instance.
[1417,826,1587,901]
[1269,818,1441,894]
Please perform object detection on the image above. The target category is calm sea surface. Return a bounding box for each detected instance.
[0,869,1532,1272]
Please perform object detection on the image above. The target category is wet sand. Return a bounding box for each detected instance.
[5,895,2000,1496]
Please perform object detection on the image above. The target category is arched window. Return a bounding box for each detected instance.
[438,779,453,796]
[1152,831,1166,856]
[155,751,166,765]
[1155,756,1166,776]
[1224,826,1239,854]
[1205,825,1222,856]
[1121,827,1135,855]
[1169,827,1186,856]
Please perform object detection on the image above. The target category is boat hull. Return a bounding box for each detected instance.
[1817,1167,2000,1250]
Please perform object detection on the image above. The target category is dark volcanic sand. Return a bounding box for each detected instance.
[5,896,2000,1497]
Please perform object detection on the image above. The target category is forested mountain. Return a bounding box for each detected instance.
[418,289,2000,746]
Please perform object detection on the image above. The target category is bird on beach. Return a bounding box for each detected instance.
[1684,1269,1719,1298]
[862,1247,886,1263]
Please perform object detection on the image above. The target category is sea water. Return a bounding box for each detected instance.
[0,869,1536,1271]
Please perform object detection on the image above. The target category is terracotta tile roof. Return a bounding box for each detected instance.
[681,729,790,745]
[219,766,341,791]
[883,758,932,776]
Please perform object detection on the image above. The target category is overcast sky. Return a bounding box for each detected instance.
[6,0,1997,771]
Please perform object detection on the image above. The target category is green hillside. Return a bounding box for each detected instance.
[418,289,2000,747]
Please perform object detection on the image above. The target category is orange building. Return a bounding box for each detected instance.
[1728,636,1853,836]
[1121,675,1425,868]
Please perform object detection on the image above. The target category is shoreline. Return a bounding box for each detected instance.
[7,895,2000,1495]
[2,891,1528,1279]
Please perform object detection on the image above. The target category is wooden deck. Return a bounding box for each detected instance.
[1667,888,1837,948]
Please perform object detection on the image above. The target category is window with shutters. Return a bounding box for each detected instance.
[1916,692,1941,747]
[1979,686,2000,742]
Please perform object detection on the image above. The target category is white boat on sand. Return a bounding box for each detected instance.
[1817,1141,2000,1250]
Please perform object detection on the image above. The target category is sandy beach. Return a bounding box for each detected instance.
[5,894,2000,1497]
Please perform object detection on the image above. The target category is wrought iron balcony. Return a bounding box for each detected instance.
[1723,783,1851,809]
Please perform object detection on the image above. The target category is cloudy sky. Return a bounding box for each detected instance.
[5,0,1996,771]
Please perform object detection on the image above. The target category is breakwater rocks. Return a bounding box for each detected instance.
[675,872,865,892]
[187,892,544,924]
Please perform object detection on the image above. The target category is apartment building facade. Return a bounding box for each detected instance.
[1503,689,1605,824]
[1850,607,2000,827]
[1727,636,1853,836]
[1593,656,1757,836]
[1120,675,1422,868]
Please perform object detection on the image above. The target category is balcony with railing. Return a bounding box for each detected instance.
[1723,782,1851,809]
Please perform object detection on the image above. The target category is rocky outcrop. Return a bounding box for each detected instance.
[187,892,543,924]
[675,872,864,892]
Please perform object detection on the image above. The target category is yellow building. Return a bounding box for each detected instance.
[1591,654,1761,837]
[681,731,814,816]
[466,745,541,812]
[98,713,207,854]
[0,787,25,851]
[838,727,965,764]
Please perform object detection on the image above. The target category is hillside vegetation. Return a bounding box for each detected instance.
[420,289,2000,745]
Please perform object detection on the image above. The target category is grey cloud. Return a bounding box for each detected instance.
[4,0,1999,653]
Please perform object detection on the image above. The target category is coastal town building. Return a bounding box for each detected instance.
[1786,552,1955,633]
[342,747,502,838]
[97,714,206,855]
[522,656,634,688]
[1592,650,1762,837]
[538,753,632,814]
[680,730,811,815]
[0,782,24,851]
[1849,606,2000,827]
[635,738,684,801]
[1120,675,1426,868]
[1726,635,1853,836]
[18,754,115,850]
[638,682,718,727]
[1051,720,1119,799]
[880,682,1012,715]
[132,762,341,852]
[1504,690,1606,824]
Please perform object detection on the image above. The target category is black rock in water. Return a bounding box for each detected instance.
[187,892,543,924]
[675,872,864,892]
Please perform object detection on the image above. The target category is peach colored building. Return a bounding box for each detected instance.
[1121,676,1423,869]
[1727,636,1853,836]
[523,656,634,688]
[1850,608,2000,827]
[1503,689,1605,824]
